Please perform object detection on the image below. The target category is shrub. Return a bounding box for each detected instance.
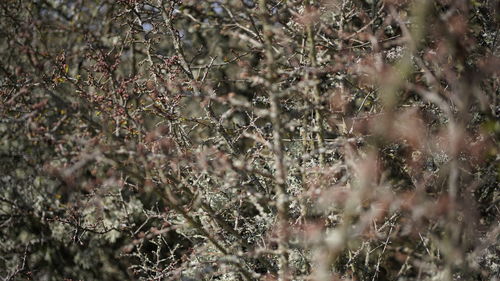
[1,0,498,280]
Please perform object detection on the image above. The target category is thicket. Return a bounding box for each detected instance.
[0,0,498,280]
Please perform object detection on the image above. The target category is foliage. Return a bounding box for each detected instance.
[0,0,498,280]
